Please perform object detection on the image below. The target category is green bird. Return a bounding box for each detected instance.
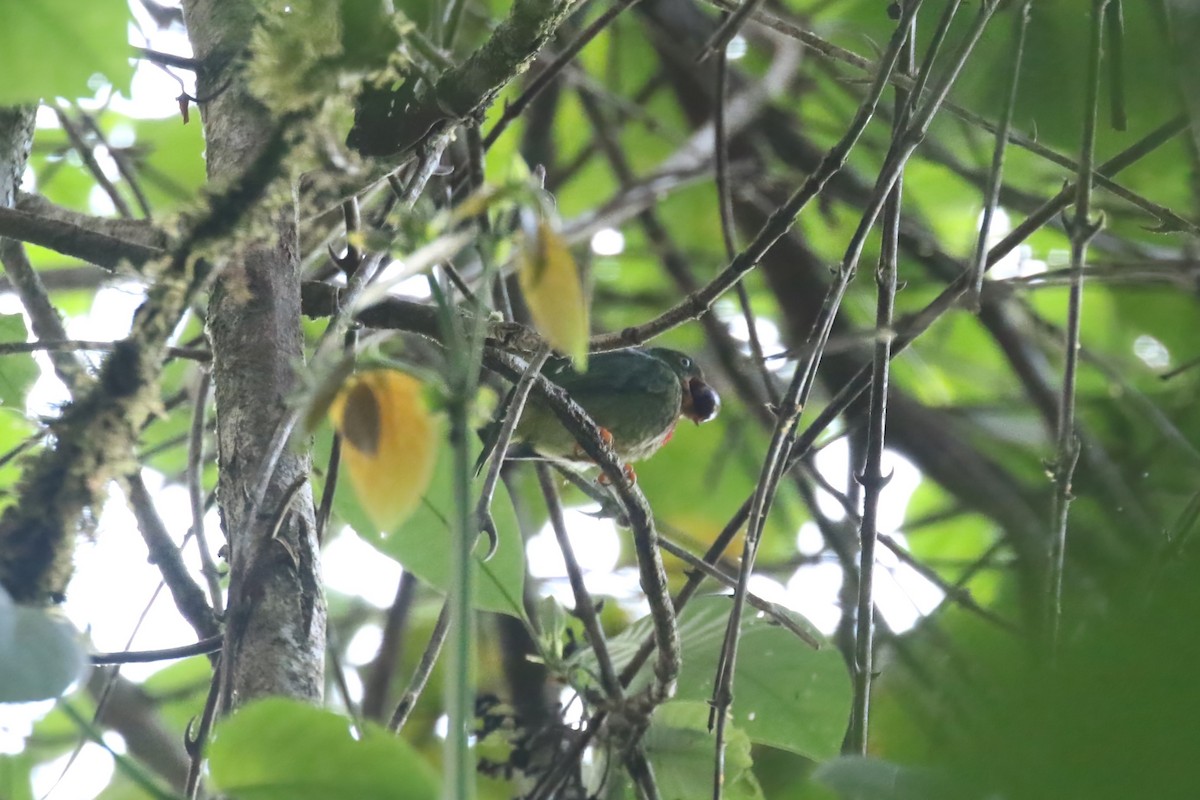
[477,347,720,476]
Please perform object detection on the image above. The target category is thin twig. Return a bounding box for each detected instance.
[127,472,220,640]
[362,570,419,721]
[706,5,925,792]
[440,0,469,49]
[187,368,224,616]
[90,635,224,665]
[483,0,646,149]
[185,665,221,799]
[76,106,154,219]
[134,46,199,71]
[388,601,451,731]
[698,0,1200,236]
[54,106,134,219]
[698,0,764,61]
[713,39,778,406]
[0,237,93,388]
[537,463,624,699]
[587,0,922,353]
[59,703,178,800]
[0,338,209,360]
[476,346,552,551]
[327,629,364,732]
[799,460,1015,632]
[656,532,820,647]
[969,0,1031,306]
[1105,0,1127,131]
[848,1,920,753]
[1047,0,1110,652]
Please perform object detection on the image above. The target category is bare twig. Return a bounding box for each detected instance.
[0,338,209,361]
[656,532,820,647]
[0,204,165,269]
[484,0,646,149]
[0,240,92,387]
[587,0,920,354]
[75,107,155,219]
[1047,0,1110,652]
[847,0,922,753]
[969,0,1031,306]
[698,0,1200,235]
[54,106,134,219]
[187,368,224,616]
[698,0,764,61]
[362,570,418,721]
[388,601,451,731]
[185,667,220,799]
[126,472,220,640]
[91,636,224,665]
[713,39,777,406]
[537,463,624,699]
[706,4,925,790]
[476,346,552,551]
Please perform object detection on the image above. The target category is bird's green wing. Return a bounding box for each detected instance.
[545,349,677,402]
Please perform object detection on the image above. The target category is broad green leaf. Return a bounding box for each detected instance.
[632,413,806,565]
[330,432,527,619]
[813,756,945,800]
[0,586,88,703]
[0,411,35,517]
[579,595,850,759]
[626,701,763,800]
[0,752,35,800]
[131,118,208,213]
[0,0,132,103]
[138,655,212,734]
[0,315,41,412]
[209,698,439,800]
[95,771,167,800]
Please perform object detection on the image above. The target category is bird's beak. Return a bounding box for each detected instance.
[681,377,720,424]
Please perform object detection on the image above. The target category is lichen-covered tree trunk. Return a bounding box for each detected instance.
[182,0,325,707]
[0,107,35,211]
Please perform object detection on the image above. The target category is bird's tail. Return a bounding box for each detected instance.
[473,382,520,477]
[473,418,501,477]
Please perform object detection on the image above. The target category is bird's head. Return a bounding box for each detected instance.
[646,348,721,425]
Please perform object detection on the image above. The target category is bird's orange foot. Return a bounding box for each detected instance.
[598,463,637,485]
[573,426,615,459]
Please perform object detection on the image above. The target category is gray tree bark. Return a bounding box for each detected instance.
[182,0,326,708]
[0,107,35,209]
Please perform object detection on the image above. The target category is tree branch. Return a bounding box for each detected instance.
[348,0,584,157]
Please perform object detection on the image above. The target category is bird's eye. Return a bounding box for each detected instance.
[680,356,692,368]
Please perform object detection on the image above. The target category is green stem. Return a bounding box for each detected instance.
[446,394,475,800]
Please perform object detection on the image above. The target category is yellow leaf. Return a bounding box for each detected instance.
[518,219,589,370]
[328,369,438,531]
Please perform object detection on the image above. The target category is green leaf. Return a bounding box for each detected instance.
[329,433,527,618]
[813,756,944,800]
[0,586,88,703]
[0,314,41,412]
[209,698,439,800]
[0,752,36,800]
[633,414,806,564]
[138,655,212,733]
[632,701,763,800]
[580,595,850,759]
[0,0,132,103]
[130,118,208,213]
